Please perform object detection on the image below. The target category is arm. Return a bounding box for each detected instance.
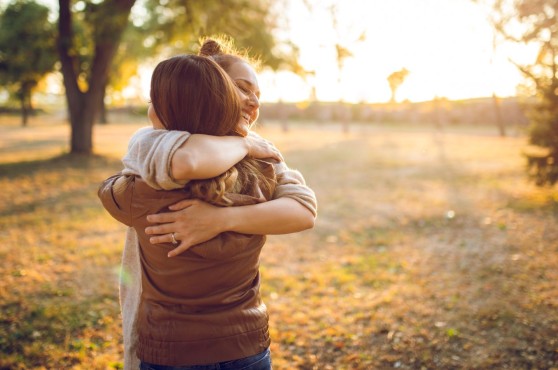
[123,127,282,189]
[146,197,315,257]
[171,133,282,181]
[145,158,317,257]
[220,198,316,234]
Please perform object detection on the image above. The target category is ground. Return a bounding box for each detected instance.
[0,115,556,369]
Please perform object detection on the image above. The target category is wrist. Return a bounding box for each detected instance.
[220,206,238,232]
[242,136,251,157]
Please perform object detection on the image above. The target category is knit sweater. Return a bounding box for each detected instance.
[117,127,317,369]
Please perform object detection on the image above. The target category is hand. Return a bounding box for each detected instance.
[245,135,283,162]
[145,199,225,257]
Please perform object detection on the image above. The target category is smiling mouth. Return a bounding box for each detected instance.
[242,112,251,124]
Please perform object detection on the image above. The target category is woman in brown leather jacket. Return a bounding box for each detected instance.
[100,53,281,369]
[101,38,317,370]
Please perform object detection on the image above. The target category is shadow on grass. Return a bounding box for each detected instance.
[0,294,121,369]
[0,153,124,222]
[0,153,122,179]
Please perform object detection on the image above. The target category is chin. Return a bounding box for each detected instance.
[237,124,249,136]
[250,112,259,125]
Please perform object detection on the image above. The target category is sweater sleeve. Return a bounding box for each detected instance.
[121,127,191,190]
[247,130,317,217]
[272,160,318,218]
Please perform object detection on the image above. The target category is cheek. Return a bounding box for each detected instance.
[251,109,259,124]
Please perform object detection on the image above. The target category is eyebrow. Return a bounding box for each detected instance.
[235,79,260,93]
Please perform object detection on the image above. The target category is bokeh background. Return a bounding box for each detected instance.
[1,0,557,369]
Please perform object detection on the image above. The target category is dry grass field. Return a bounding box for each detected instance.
[0,114,557,369]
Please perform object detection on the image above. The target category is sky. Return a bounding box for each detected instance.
[257,0,538,103]
[34,0,538,104]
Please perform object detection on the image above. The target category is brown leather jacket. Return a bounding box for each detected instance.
[98,161,276,366]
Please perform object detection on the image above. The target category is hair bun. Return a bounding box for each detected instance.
[199,39,223,57]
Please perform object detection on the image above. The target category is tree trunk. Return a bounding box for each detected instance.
[492,93,506,137]
[70,108,95,153]
[98,98,108,124]
[57,0,135,154]
[19,83,35,127]
[389,90,396,104]
[20,94,28,127]
[98,81,108,124]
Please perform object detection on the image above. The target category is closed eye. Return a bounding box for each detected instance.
[235,81,260,99]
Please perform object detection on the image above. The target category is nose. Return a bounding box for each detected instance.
[245,91,260,110]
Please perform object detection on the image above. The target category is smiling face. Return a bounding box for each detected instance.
[225,61,261,128]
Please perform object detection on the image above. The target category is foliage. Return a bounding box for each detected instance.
[387,68,410,104]
[139,0,285,69]
[58,0,289,153]
[0,0,57,126]
[489,0,558,185]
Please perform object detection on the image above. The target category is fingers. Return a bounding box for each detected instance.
[146,232,194,257]
[249,139,284,162]
[263,140,283,161]
[168,242,193,258]
[146,223,175,235]
[148,232,171,243]
[147,199,198,222]
[146,212,176,223]
[272,148,284,162]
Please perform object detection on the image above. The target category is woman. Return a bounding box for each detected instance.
[124,38,316,255]
[101,39,317,368]
[101,53,278,368]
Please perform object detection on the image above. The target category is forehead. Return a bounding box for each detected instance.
[226,61,259,90]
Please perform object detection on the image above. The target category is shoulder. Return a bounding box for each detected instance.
[98,174,135,226]
[128,127,190,148]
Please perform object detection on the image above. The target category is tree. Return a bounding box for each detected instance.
[99,22,151,123]
[58,0,284,153]
[387,68,410,104]
[0,1,57,126]
[488,0,558,185]
[57,0,136,154]
[139,0,284,68]
[328,3,365,133]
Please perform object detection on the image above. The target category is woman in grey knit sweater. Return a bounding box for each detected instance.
[111,38,317,369]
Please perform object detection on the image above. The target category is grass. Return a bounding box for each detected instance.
[0,114,557,369]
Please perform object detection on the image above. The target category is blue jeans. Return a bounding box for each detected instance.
[139,348,272,370]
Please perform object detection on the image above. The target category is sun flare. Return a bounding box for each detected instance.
[258,0,536,103]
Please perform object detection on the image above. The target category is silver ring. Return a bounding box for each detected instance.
[170,232,178,245]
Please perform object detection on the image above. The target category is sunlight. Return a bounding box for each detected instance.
[52,0,539,105]
[262,0,537,103]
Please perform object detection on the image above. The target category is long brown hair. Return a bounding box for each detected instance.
[150,51,274,206]
[150,55,242,136]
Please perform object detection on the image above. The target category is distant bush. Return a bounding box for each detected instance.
[259,97,529,127]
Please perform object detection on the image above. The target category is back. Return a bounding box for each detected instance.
[98,160,276,365]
